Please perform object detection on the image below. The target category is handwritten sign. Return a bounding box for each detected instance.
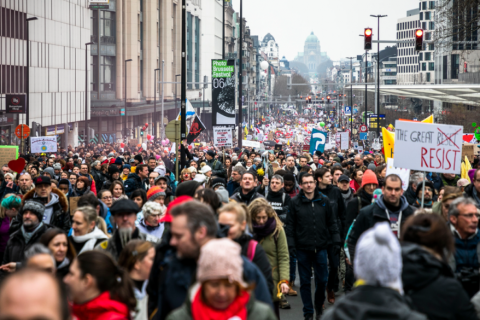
[0,146,19,167]
[462,144,479,162]
[213,127,233,148]
[30,136,57,153]
[394,121,463,174]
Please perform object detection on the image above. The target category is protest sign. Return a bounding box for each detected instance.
[386,158,410,191]
[274,144,283,152]
[357,146,364,154]
[339,132,349,150]
[309,129,327,154]
[30,136,58,153]
[462,144,479,163]
[213,127,233,148]
[242,140,261,148]
[0,146,18,167]
[394,121,463,174]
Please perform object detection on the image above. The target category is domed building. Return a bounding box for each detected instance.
[294,32,329,75]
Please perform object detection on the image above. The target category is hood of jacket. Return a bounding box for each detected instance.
[22,187,68,213]
[72,291,130,320]
[127,172,141,182]
[401,242,454,294]
[376,195,409,216]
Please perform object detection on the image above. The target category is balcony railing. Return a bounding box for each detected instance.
[90,35,116,44]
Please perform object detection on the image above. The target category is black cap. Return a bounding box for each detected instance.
[338,175,350,183]
[34,176,51,186]
[207,150,216,157]
[110,199,140,215]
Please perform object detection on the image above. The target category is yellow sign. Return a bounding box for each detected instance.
[382,127,395,161]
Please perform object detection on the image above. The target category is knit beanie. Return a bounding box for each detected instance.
[160,195,194,223]
[283,172,295,183]
[367,162,376,171]
[114,158,123,166]
[43,167,55,178]
[147,186,166,202]
[58,179,69,186]
[108,165,120,175]
[415,180,435,197]
[361,169,379,188]
[354,222,403,293]
[211,178,227,190]
[175,181,201,197]
[21,200,46,221]
[197,238,247,287]
[215,186,229,204]
[123,164,131,171]
[134,154,143,163]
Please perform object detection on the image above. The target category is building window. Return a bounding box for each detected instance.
[429,43,434,50]
[451,54,459,79]
[422,22,427,30]
[195,16,200,89]
[187,12,193,89]
[429,1,435,9]
[425,11,431,20]
[429,62,434,71]
[425,32,432,40]
[443,56,448,80]
[422,1,427,10]
[426,73,431,82]
[429,21,434,30]
[422,63,426,71]
[420,12,423,20]
[425,52,431,61]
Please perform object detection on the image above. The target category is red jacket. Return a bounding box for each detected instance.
[71,292,130,320]
[350,179,360,192]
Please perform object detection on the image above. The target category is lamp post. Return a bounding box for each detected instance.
[124,59,132,141]
[26,17,37,132]
[161,60,165,141]
[346,57,354,140]
[175,74,181,117]
[237,0,243,148]
[84,42,94,145]
[154,68,160,138]
[371,14,387,136]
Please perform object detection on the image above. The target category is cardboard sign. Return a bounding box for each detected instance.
[69,196,81,215]
[462,144,479,162]
[0,146,19,167]
[128,139,138,147]
[213,127,233,148]
[394,121,463,174]
[386,158,410,191]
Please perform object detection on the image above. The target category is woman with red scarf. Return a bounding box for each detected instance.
[166,238,276,320]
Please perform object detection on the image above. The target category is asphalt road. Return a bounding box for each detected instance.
[279,273,345,320]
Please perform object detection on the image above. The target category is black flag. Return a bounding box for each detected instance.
[187,116,206,144]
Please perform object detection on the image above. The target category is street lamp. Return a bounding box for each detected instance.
[175,74,181,117]
[25,17,37,132]
[371,14,387,136]
[237,0,243,148]
[346,57,354,140]
[84,42,94,145]
[124,59,132,141]
[154,68,160,138]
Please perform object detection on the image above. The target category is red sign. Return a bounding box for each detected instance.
[15,124,30,139]
[359,124,368,133]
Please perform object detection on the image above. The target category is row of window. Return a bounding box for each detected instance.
[397,20,420,31]
[398,56,418,65]
[420,11,433,21]
[398,65,418,73]
[420,1,435,11]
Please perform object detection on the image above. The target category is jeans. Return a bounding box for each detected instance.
[297,249,328,316]
[326,244,340,292]
[289,251,297,283]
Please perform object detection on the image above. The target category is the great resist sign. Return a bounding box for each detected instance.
[394,120,463,174]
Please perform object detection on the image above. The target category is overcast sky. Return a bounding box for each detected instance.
[232,0,419,63]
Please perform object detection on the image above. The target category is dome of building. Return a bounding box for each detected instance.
[306,32,319,43]
[262,33,275,44]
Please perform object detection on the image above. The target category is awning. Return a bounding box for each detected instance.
[349,84,480,106]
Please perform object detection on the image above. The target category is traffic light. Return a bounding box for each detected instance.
[415,29,423,51]
[364,28,373,50]
[327,96,331,103]
[305,97,308,104]
[140,127,144,136]
[308,96,312,103]
[322,97,325,104]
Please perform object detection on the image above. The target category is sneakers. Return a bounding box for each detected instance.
[327,288,335,304]
[287,283,298,296]
[279,296,291,309]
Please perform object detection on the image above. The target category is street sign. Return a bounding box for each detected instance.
[344,106,351,115]
[15,124,30,139]
[359,132,368,140]
[6,94,26,114]
[359,124,368,133]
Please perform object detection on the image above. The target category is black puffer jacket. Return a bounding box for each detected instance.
[344,189,373,236]
[321,285,427,320]
[405,186,417,206]
[401,242,478,320]
[124,173,147,196]
[318,184,346,240]
[90,167,106,190]
[265,189,291,224]
[286,190,340,252]
[464,184,480,208]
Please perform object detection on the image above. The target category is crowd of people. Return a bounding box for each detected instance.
[0,114,479,320]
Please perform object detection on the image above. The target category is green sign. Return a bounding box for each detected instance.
[212,60,234,78]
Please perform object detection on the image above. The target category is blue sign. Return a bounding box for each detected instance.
[345,106,351,115]
[359,132,368,140]
[353,108,358,114]
[309,129,327,154]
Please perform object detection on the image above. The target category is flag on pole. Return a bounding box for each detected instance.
[176,99,196,120]
[187,116,206,144]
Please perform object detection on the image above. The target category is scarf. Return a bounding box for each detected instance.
[71,227,109,254]
[57,257,70,269]
[358,189,373,203]
[239,189,256,202]
[252,217,277,239]
[415,199,433,208]
[21,222,44,244]
[141,219,161,231]
[191,284,250,320]
[340,188,352,201]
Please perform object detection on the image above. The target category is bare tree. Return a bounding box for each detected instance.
[273,74,311,98]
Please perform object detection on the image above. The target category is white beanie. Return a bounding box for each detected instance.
[354,222,403,294]
[200,165,212,174]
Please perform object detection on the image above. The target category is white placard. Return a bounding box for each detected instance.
[213,127,233,148]
[339,132,349,150]
[31,136,58,153]
[357,146,364,154]
[394,121,463,174]
[242,140,261,148]
[386,158,410,191]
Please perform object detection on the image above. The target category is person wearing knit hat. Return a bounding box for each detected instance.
[210,177,227,191]
[114,158,123,170]
[361,169,379,189]
[43,167,55,180]
[167,237,276,320]
[215,186,229,204]
[413,180,435,208]
[367,162,376,171]
[323,222,427,320]
[147,186,166,205]
[120,164,131,181]
[134,154,143,165]
[200,165,212,176]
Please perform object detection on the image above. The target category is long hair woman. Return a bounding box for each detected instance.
[64,250,136,320]
[39,228,76,280]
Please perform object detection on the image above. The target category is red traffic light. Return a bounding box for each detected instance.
[327,96,331,99]
[365,28,373,50]
[365,28,372,36]
[416,29,423,37]
[322,97,325,100]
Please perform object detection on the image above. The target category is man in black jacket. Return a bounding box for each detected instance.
[264,174,291,224]
[315,167,346,304]
[286,173,340,320]
[205,150,226,179]
[347,174,415,262]
[230,172,264,205]
[464,168,480,208]
[124,164,149,196]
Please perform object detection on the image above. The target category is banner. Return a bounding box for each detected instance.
[386,158,410,191]
[186,116,206,144]
[242,140,261,148]
[309,129,327,154]
[382,127,395,161]
[213,126,233,148]
[394,120,463,174]
[339,132,349,150]
[212,59,235,126]
[31,136,58,153]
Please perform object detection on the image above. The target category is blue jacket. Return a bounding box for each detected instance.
[451,228,480,273]
[227,180,240,196]
[124,173,147,196]
[154,249,273,320]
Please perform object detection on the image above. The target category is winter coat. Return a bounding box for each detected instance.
[95,228,159,260]
[79,173,97,195]
[166,283,276,320]
[318,184,347,240]
[151,250,273,320]
[236,234,274,296]
[227,179,240,196]
[90,168,107,190]
[321,285,427,320]
[69,227,109,255]
[124,173,148,196]
[134,280,149,320]
[349,179,360,192]
[253,227,289,302]
[0,181,19,200]
[347,195,415,261]
[464,184,480,208]
[136,220,165,240]
[285,189,340,252]
[344,189,373,237]
[264,189,291,224]
[441,174,461,187]
[401,242,478,320]
[71,291,130,320]
[340,187,355,205]
[230,190,265,206]
[405,186,417,205]
[205,158,227,178]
